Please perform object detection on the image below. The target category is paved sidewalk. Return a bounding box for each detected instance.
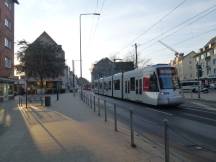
[0,93,188,162]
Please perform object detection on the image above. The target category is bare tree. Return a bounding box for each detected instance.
[123,51,151,68]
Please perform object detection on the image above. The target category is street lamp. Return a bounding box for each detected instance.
[80,13,100,98]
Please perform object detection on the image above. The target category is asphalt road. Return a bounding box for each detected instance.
[83,92,216,162]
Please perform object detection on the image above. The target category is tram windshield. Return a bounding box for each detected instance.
[157,67,180,89]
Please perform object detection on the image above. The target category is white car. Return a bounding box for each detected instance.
[210,83,216,89]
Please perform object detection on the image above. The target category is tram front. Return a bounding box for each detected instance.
[156,66,184,106]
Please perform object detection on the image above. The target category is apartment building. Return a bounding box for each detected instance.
[194,36,216,84]
[0,0,18,100]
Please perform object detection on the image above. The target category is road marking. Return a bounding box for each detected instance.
[182,112,216,123]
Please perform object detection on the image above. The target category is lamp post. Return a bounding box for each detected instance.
[80,13,100,98]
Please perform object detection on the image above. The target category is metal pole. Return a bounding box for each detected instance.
[104,100,107,122]
[98,98,100,116]
[72,60,75,90]
[26,80,28,108]
[57,81,59,101]
[94,96,96,112]
[164,119,169,162]
[114,103,118,131]
[90,95,92,109]
[79,14,83,100]
[198,76,200,99]
[130,110,136,147]
[135,43,138,69]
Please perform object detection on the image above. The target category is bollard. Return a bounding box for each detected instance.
[164,119,169,162]
[114,103,118,131]
[90,95,92,109]
[20,97,22,106]
[104,100,107,122]
[40,96,43,106]
[98,98,100,116]
[130,110,136,147]
[94,96,96,112]
[88,95,90,106]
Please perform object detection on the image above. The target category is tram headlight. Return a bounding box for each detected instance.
[160,92,169,95]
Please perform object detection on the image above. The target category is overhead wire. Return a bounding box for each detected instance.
[138,3,216,51]
[141,25,216,57]
[109,0,187,56]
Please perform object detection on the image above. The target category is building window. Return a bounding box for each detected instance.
[207,52,211,57]
[189,61,192,64]
[4,18,12,30]
[4,38,12,49]
[4,0,12,10]
[214,68,216,74]
[201,54,204,59]
[196,57,200,62]
[4,57,12,68]
[214,48,216,55]
[213,59,216,65]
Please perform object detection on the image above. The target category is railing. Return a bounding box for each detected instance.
[79,91,215,162]
[80,91,172,161]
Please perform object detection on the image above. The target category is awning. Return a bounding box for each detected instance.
[0,77,15,83]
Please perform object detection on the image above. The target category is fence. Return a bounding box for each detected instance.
[80,92,172,161]
[79,91,215,162]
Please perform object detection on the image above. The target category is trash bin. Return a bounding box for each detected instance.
[45,96,51,106]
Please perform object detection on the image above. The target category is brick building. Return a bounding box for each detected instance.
[0,0,18,100]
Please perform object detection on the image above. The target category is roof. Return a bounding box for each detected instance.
[183,51,196,58]
[205,35,216,47]
[13,0,19,4]
[34,31,58,45]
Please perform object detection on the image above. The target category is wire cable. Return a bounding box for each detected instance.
[110,0,187,56]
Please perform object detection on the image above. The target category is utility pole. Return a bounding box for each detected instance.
[72,60,75,89]
[135,43,138,69]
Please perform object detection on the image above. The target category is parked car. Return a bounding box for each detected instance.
[209,83,216,89]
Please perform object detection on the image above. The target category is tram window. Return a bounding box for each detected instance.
[125,81,127,93]
[149,73,159,92]
[130,77,135,91]
[128,81,130,93]
[136,80,138,94]
[114,80,120,90]
[139,79,142,94]
[108,81,111,90]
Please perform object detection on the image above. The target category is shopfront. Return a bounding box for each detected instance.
[0,77,14,101]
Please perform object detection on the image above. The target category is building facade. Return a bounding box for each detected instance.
[194,36,216,84]
[170,51,197,81]
[0,0,18,100]
[91,57,134,82]
[18,31,67,94]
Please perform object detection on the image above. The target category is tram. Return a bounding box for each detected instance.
[93,64,183,106]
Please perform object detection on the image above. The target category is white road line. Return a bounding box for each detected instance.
[182,112,216,123]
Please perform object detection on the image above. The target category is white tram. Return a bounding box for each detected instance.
[93,64,183,106]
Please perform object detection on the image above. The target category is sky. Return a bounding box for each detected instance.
[15,0,216,81]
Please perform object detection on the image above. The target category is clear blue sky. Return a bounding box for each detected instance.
[15,0,216,81]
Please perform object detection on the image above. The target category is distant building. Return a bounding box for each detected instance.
[194,36,216,84]
[170,51,197,81]
[0,0,19,100]
[22,31,67,93]
[91,57,134,82]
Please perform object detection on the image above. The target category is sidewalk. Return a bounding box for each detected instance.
[0,93,188,162]
[183,92,216,110]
